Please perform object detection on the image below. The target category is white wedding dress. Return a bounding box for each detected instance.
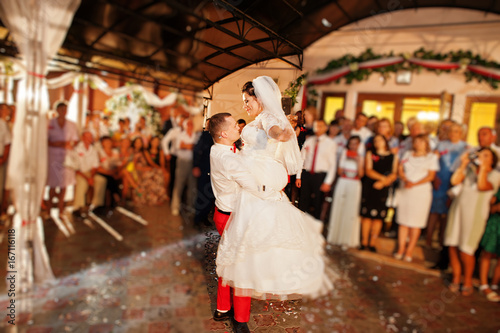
[216,112,333,300]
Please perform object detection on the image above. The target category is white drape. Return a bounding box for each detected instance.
[0,0,81,288]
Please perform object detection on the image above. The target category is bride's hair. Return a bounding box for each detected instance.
[241,81,256,97]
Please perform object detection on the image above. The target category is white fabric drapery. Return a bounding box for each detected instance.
[0,0,82,289]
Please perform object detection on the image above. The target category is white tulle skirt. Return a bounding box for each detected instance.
[216,153,333,300]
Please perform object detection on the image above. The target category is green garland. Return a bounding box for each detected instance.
[285,47,500,106]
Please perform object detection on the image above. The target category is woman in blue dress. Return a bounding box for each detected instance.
[426,122,467,248]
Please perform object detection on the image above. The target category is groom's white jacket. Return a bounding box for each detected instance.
[210,143,282,212]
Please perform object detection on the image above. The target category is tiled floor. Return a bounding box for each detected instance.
[0,203,498,333]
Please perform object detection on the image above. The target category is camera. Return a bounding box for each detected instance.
[468,152,479,166]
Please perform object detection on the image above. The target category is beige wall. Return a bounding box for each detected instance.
[208,60,302,121]
[209,7,500,124]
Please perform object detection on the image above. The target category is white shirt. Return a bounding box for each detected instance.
[175,130,199,160]
[351,126,373,143]
[73,142,99,173]
[161,127,181,156]
[210,143,280,212]
[298,134,337,185]
[87,121,109,140]
[400,151,439,183]
[98,149,120,171]
[0,119,11,156]
[333,134,365,161]
[399,135,437,159]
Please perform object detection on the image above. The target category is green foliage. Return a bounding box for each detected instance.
[285,48,500,108]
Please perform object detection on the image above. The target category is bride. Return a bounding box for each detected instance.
[216,76,333,300]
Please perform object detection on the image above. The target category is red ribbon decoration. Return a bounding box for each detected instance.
[27,71,45,78]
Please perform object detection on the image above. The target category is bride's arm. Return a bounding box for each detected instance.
[268,125,294,142]
[227,156,282,201]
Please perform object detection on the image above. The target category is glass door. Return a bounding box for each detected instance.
[464,96,500,146]
[320,92,345,124]
[356,93,442,135]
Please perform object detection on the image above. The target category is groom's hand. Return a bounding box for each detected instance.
[295,179,301,188]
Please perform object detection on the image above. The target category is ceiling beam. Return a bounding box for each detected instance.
[280,0,304,18]
[217,0,303,53]
[161,0,302,70]
[62,41,207,89]
[103,0,257,67]
[334,1,354,22]
[88,0,160,48]
[72,16,232,74]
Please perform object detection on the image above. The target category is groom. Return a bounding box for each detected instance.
[207,112,281,333]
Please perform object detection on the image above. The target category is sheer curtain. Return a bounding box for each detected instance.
[0,0,81,288]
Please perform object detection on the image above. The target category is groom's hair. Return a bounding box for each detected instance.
[208,112,232,140]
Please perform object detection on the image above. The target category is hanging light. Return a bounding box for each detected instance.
[321,18,332,28]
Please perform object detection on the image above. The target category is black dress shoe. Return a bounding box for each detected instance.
[368,246,377,253]
[359,245,367,251]
[213,309,233,321]
[231,317,250,333]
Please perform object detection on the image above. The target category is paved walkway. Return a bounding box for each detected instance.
[0,203,498,333]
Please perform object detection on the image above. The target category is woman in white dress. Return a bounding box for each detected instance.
[216,76,333,300]
[395,134,439,262]
[327,135,364,249]
[445,147,500,296]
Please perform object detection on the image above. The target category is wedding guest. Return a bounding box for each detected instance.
[294,110,307,149]
[91,136,121,210]
[192,118,215,227]
[328,120,341,138]
[395,134,439,261]
[132,137,167,206]
[47,101,79,218]
[393,121,406,142]
[478,188,500,302]
[327,135,364,249]
[72,131,99,217]
[303,106,316,138]
[145,136,168,184]
[426,123,467,248]
[111,119,128,146]
[171,118,199,216]
[237,118,246,133]
[162,115,186,198]
[360,134,398,252]
[351,113,373,143]
[366,115,379,133]
[445,148,500,296]
[297,119,337,220]
[365,118,398,154]
[333,118,354,161]
[87,111,108,140]
[117,137,135,200]
[399,121,426,158]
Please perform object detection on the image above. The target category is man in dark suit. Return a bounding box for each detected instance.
[192,118,215,227]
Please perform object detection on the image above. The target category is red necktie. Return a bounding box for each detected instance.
[310,138,319,174]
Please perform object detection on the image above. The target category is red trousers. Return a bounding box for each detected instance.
[214,208,251,323]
